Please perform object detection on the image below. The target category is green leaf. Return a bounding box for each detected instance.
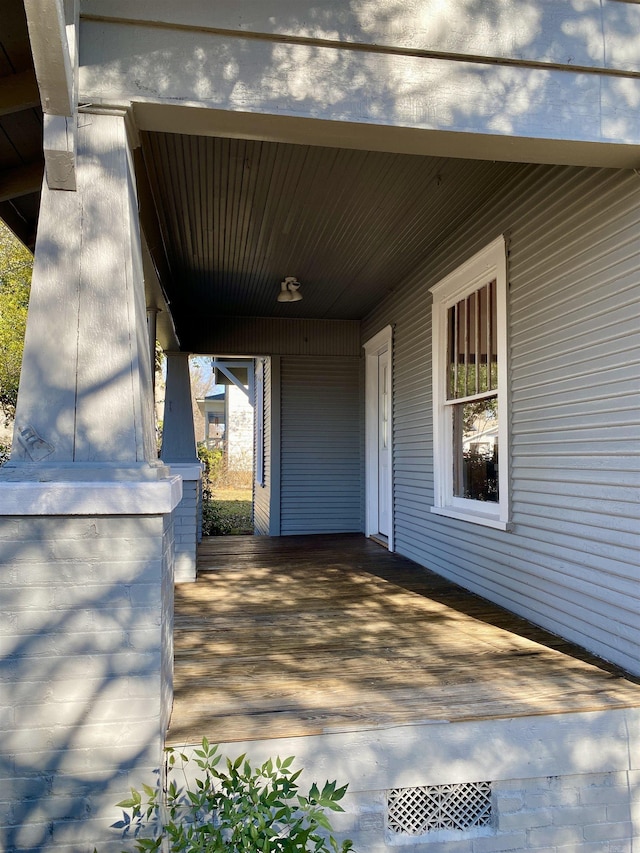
[314,812,332,831]
[333,783,349,802]
[110,741,353,853]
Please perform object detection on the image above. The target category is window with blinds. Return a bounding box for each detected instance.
[430,237,509,529]
[446,279,499,503]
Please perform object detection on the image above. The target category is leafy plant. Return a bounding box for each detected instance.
[198,444,224,488]
[115,739,353,853]
[0,221,32,424]
[201,498,253,536]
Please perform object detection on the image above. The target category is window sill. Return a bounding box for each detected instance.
[430,505,512,531]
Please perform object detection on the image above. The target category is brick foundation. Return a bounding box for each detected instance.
[0,514,174,852]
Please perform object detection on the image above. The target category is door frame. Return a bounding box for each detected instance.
[363,325,394,552]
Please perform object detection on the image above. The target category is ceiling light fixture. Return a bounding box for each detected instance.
[277,276,302,303]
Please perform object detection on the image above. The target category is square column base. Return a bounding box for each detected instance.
[0,474,180,851]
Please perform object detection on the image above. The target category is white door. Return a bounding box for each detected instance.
[377,346,391,537]
[364,326,393,550]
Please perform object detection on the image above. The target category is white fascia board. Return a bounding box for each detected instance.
[0,475,182,516]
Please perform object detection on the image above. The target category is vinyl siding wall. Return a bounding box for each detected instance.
[280,356,362,535]
[363,164,640,675]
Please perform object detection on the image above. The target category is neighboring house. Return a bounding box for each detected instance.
[197,391,225,449]
[197,385,254,473]
[210,359,255,474]
[0,2,639,851]
[225,383,254,473]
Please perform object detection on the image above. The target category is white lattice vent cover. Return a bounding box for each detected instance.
[388,781,492,834]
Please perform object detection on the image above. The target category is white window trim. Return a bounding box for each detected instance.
[429,236,510,530]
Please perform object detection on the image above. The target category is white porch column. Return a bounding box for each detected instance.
[0,111,179,852]
[10,111,157,467]
[161,352,202,582]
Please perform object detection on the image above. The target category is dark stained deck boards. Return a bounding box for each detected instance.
[168,534,640,745]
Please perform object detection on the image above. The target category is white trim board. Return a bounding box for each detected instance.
[0,475,182,515]
[363,325,394,552]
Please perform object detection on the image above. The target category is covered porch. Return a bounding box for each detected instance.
[2,2,639,849]
[170,534,640,745]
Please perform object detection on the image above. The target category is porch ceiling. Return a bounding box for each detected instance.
[139,131,530,346]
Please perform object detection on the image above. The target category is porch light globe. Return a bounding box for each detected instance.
[277,277,302,302]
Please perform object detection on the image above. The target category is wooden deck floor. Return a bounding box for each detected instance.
[168,534,640,746]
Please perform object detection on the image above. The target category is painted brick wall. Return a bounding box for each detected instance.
[160,513,175,737]
[0,514,174,853]
[196,477,203,543]
[173,478,199,582]
[328,770,640,853]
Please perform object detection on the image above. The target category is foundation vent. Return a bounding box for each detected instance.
[388,781,492,834]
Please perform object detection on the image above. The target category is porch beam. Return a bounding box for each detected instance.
[24,0,74,116]
[78,11,640,167]
[80,1,640,75]
[25,0,79,190]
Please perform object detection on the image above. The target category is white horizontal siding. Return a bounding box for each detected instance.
[363,164,640,675]
[280,357,362,535]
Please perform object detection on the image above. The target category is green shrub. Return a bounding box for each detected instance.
[201,499,253,536]
[114,739,353,852]
[197,444,224,488]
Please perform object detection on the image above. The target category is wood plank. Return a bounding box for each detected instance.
[169,534,640,746]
